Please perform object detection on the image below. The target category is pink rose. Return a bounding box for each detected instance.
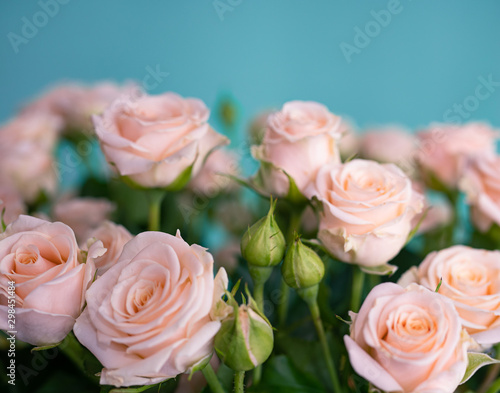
[337,118,359,160]
[307,159,423,267]
[74,231,228,387]
[0,112,62,202]
[460,154,500,232]
[188,148,239,197]
[93,92,228,189]
[359,127,418,176]
[53,197,115,243]
[84,221,133,275]
[0,215,99,346]
[399,245,500,345]
[417,122,497,188]
[345,282,470,393]
[252,101,342,197]
[0,185,26,225]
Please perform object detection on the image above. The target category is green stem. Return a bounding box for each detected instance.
[202,363,226,393]
[485,376,500,393]
[350,268,365,313]
[252,282,264,385]
[147,190,165,232]
[234,371,245,393]
[308,300,342,393]
[278,207,304,326]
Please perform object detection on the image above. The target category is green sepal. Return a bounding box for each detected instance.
[31,341,63,352]
[461,352,500,384]
[360,263,398,276]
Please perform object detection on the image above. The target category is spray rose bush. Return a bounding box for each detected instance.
[74,231,228,387]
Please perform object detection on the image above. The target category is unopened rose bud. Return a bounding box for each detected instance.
[241,199,286,270]
[282,236,325,290]
[214,298,274,372]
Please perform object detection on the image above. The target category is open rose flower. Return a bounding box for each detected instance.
[460,154,500,232]
[93,92,228,189]
[417,122,497,189]
[84,221,133,275]
[345,282,470,393]
[0,215,100,346]
[252,101,342,197]
[359,127,418,176]
[74,231,228,387]
[399,245,500,346]
[306,159,423,267]
[0,112,62,202]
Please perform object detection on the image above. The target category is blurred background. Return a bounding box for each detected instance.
[1,0,500,130]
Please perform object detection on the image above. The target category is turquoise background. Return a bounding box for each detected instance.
[1,0,500,130]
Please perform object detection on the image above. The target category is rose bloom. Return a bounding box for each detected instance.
[0,215,100,346]
[24,81,134,132]
[345,283,470,393]
[359,127,418,176]
[188,148,239,197]
[84,221,133,275]
[53,197,115,243]
[460,154,500,232]
[307,159,423,267]
[399,245,500,345]
[417,122,497,188]
[0,112,62,202]
[252,101,342,197]
[74,231,229,387]
[93,92,228,189]
[0,185,26,225]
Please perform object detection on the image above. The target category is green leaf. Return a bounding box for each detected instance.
[461,352,500,384]
[360,264,397,276]
[247,355,324,393]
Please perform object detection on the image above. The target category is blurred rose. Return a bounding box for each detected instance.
[24,81,134,132]
[213,241,241,274]
[0,112,62,202]
[0,215,100,346]
[252,101,342,197]
[188,148,239,197]
[248,110,272,145]
[307,159,423,267]
[93,92,228,189]
[460,154,500,232]
[337,118,359,160]
[53,196,115,243]
[345,282,470,393]
[411,182,453,235]
[417,122,497,188]
[84,221,133,275]
[0,186,26,225]
[400,245,500,345]
[359,127,417,176]
[74,231,228,387]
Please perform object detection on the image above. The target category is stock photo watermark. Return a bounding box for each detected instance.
[7,0,71,54]
[339,0,406,64]
[6,280,16,386]
[213,0,243,21]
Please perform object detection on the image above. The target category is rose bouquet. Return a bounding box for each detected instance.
[1,82,500,393]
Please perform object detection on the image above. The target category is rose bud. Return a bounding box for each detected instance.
[282,236,325,292]
[241,199,285,283]
[214,293,273,372]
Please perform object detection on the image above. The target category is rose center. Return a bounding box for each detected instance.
[15,245,40,265]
